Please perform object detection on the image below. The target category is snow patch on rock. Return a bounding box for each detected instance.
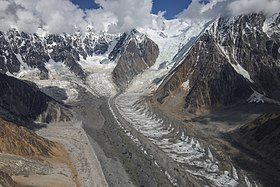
[247,91,265,104]
[182,80,190,91]
[230,63,254,83]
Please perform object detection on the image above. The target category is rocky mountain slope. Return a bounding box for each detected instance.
[0,73,71,127]
[112,30,159,88]
[230,112,280,169]
[153,13,280,115]
[0,118,64,157]
[0,118,77,187]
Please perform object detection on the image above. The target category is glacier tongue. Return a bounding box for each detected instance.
[114,92,240,187]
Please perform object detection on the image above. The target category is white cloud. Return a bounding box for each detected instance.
[0,0,154,34]
[228,0,280,16]
[0,0,89,34]
[1,0,279,34]
[155,11,166,30]
[0,0,9,10]
[85,9,117,32]
[176,0,229,20]
[16,9,39,33]
[177,0,280,21]
[95,0,153,33]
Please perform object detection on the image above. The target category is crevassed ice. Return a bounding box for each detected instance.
[115,93,240,187]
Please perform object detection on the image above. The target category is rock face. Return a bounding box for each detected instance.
[154,13,280,114]
[231,112,280,169]
[109,33,128,61]
[0,29,117,80]
[112,30,159,88]
[0,73,71,127]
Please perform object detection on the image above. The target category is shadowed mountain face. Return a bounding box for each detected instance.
[231,112,280,168]
[112,30,159,89]
[0,73,71,127]
[154,13,280,114]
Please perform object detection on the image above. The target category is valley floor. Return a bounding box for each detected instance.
[34,84,277,187]
[71,86,172,187]
[0,152,77,187]
[12,71,279,187]
[36,119,108,187]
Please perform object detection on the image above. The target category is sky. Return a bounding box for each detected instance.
[70,0,193,20]
[70,0,100,10]
[1,0,280,34]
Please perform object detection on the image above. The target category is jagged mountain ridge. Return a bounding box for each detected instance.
[0,28,160,89]
[0,29,117,80]
[0,10,280,187]
[154,13,280,114]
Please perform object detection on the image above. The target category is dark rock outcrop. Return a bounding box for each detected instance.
[108,33,127,61]
[0,31,21,75]
[0,73,71,127]
[112,30,159,89]
[154,13,280,114]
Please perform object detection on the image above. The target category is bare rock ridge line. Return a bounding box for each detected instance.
[153,13,280,115]
[144,12,280,187]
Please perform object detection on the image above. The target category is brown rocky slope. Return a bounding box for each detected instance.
[0,118,78,187]
[0,118,64,157]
